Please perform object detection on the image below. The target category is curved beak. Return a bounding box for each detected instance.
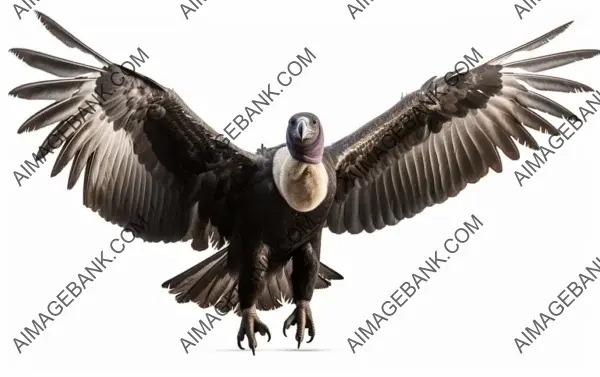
[296,117,310,141]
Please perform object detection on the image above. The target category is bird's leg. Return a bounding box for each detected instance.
[283,241,319,348]
[237,247,271,355]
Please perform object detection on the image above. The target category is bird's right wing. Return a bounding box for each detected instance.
[9,11,256,245]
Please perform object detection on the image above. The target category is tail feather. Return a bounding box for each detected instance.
[319,263,344,281]
[195,266,232,307]
[162,249,228,302]
[162,249,344,316]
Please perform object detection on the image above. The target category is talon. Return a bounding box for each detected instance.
[236,307,270,354]
[307,325,315,343]
[256,320,271,342]
[283,301,316,348]
[283,314,296,337]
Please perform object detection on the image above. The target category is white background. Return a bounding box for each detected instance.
[1,0,598,375]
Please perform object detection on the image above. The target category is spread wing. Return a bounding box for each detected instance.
[325,21,598,234]
[9,11,256,245]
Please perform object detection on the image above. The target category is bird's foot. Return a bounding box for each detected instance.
[237,306,271,355]
[282,300,315,348]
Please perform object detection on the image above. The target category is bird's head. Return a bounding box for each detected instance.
[285,112,324,164]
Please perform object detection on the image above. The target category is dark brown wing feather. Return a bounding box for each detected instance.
[9,11,256,245]
[325,21,599,234]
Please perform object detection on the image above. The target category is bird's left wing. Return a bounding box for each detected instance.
[9,12,256,244]
[325,21,598,234]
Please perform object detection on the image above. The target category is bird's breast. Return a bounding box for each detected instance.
[272,147,329,213]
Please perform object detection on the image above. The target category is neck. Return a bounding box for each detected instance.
[272,148,329,212]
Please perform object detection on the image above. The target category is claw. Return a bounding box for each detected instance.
[283,301,316,349]
[236,307,270,354]
[307,325,315,343]
[283,315,296,337]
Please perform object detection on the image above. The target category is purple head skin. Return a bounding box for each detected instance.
[285,112,324,164]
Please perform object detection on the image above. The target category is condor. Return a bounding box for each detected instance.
[9,12,598,355]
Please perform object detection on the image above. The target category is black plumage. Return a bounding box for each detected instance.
[9,12,598,354]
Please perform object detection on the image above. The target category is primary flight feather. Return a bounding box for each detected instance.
[9,11,598,355]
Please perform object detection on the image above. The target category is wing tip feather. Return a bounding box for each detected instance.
[548,20,574,39]
[35,11,55,34]
[17,122,32,134]
[50,166,62,178]
[560,20,574,31]
[34,10,45,21]
[8,48,23,60]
